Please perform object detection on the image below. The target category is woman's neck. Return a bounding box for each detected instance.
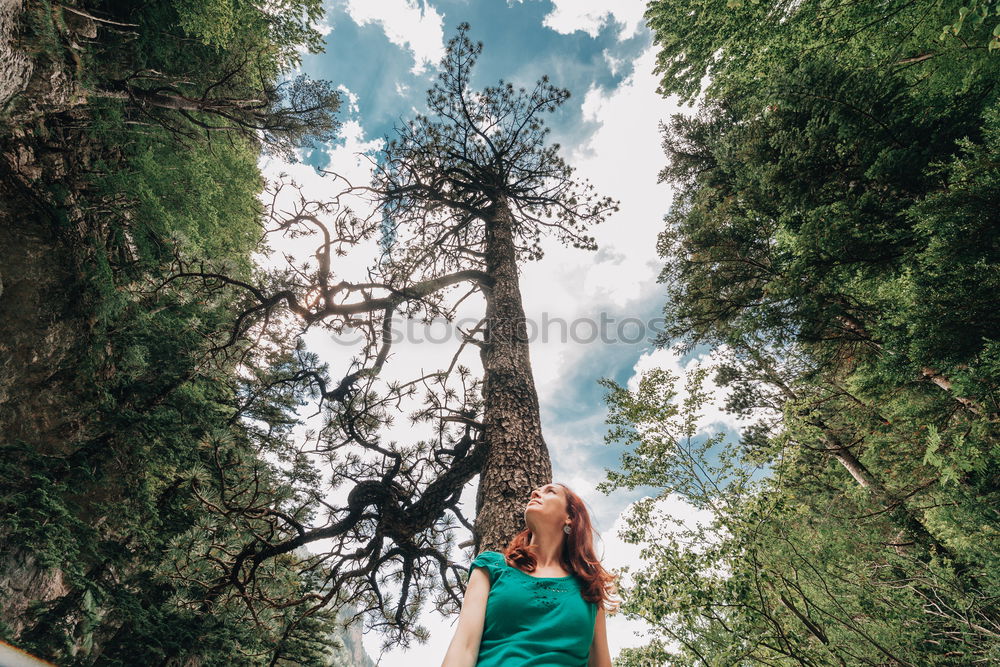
[529,530,564,569]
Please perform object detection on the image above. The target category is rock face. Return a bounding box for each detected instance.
[344,620,376,667]
[0,0,32,113]
[325,613,378,667]
[0,47,90,656]
[0,143,87,455]
[0,547,69,637]
[1,0,86,120]
[0,174,82,642]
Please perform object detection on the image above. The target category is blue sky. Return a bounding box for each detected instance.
[299,0,651,170]
[259,0,750,661]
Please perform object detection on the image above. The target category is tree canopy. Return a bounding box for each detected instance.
[605,1,1000,665]
[120,21,617,652]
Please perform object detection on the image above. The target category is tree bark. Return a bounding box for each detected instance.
[744,346,954,558]
[814,426,953,557]
[836,312,989,418]
[92,81,265,114]
[474,197,551,552]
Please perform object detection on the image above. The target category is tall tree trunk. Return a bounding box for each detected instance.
[813,424,954,559]
[836,312,989,417]
[474,197,551,552]
[92,81,265,114]
[744,346,954,558]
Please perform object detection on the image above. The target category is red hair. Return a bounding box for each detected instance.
[503,483,620,610]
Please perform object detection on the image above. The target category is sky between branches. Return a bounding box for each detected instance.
[258,0,751,661]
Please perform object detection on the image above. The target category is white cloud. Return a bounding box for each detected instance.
[326,119,384,182]
[520,45,691,396]
[254,39,717,667]
[343,0,445,74]
[314,15,334,39]
[602,49,624,76]
[337,84,360,114]
[542,0,647,40]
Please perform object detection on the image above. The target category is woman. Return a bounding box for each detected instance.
[442,482,617,666]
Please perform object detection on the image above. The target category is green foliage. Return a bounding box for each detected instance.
[611,0,1000,664]
[0,1,362,664]
[87,107,264,267]
[172,0,326,68]
[645,0,998,103]
[59,0,341,160]
[604,366,1000,665]
[941,0,1000,49]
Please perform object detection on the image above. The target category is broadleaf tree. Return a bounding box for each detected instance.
[600,0,1000,664]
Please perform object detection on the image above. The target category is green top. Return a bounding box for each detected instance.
[469,550,598,666]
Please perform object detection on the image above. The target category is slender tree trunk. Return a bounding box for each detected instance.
[815,427,954,557]
[474,197,551,552]
[744,346,955,557]
[91,81,265,114]
[836,312,989,417]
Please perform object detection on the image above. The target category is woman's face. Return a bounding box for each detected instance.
[524,483,570,530]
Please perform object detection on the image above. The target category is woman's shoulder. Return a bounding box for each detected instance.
[469,550,509,585]
[471,550,508,567]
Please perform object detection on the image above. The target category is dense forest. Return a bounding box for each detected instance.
[0,0,362,664]
[1,1,610,664]
[1,0,998,666]
[604,1,1000,665]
